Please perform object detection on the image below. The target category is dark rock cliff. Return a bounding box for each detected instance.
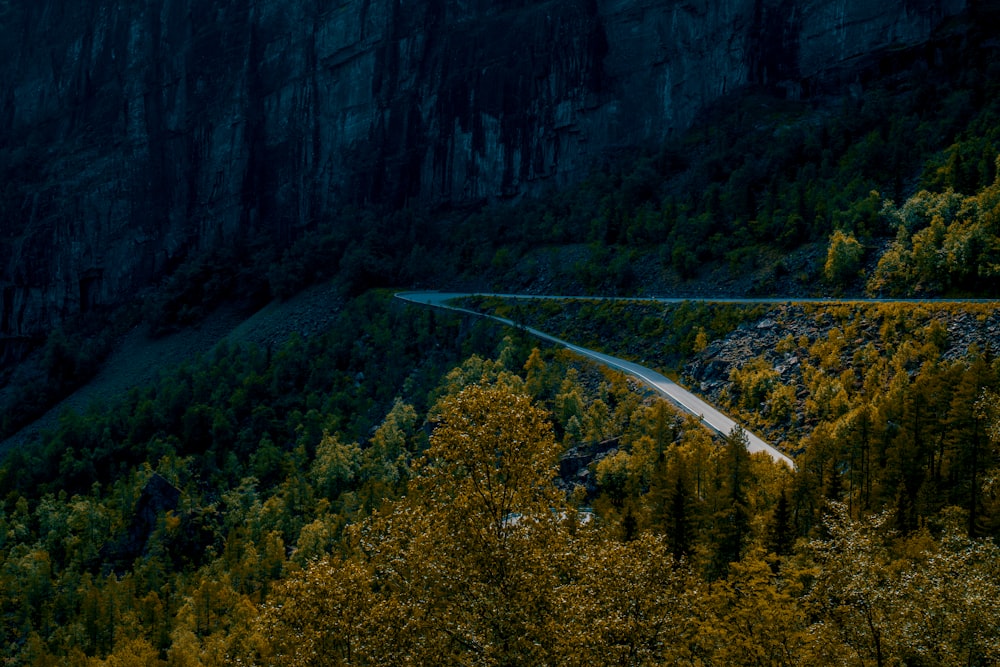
[0,0,968,347]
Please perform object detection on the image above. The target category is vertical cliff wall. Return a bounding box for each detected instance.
[0,0,968,344]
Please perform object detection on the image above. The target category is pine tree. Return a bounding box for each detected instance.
[667,473,692,559]
[767,488,794,558]
[708,427,751,579]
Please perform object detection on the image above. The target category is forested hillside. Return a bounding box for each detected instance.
[2,292,1000,665]
[4,15,1000,438]
[4,10,1000,666]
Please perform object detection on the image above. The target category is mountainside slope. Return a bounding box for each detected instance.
[0,0,969,345]
[0,279,344,457]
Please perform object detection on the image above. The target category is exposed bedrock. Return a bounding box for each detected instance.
[0,0,969,344]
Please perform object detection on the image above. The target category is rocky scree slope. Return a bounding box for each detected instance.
[0,279,344,456]
[682,303,1000,447]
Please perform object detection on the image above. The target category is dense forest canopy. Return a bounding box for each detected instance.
[2,290,1000,665]
[3,10,1000,667]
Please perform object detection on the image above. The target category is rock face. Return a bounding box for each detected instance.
[0,0,968,346]
[99,472,180,572]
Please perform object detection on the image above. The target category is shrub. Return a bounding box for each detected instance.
[824,230,864,287]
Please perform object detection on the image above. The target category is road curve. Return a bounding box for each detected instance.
[396,291,795,469]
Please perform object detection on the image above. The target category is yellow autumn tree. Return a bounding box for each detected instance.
[249,378,571,666]
[359,378,568,665]
[555,531,710,665]
[800,502,1000,665]
[244,557,378,666]
[824,229,864,287]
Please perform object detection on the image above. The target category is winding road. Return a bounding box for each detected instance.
[396,292,796,468]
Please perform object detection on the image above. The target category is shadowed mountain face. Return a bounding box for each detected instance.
[0,0,967,344]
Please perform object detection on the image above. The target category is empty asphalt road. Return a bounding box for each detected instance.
[396,291,795,468]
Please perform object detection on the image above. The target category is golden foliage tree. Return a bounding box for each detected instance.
[824,229,864,287]
[251,379,570,666]
[245,557,378,666]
